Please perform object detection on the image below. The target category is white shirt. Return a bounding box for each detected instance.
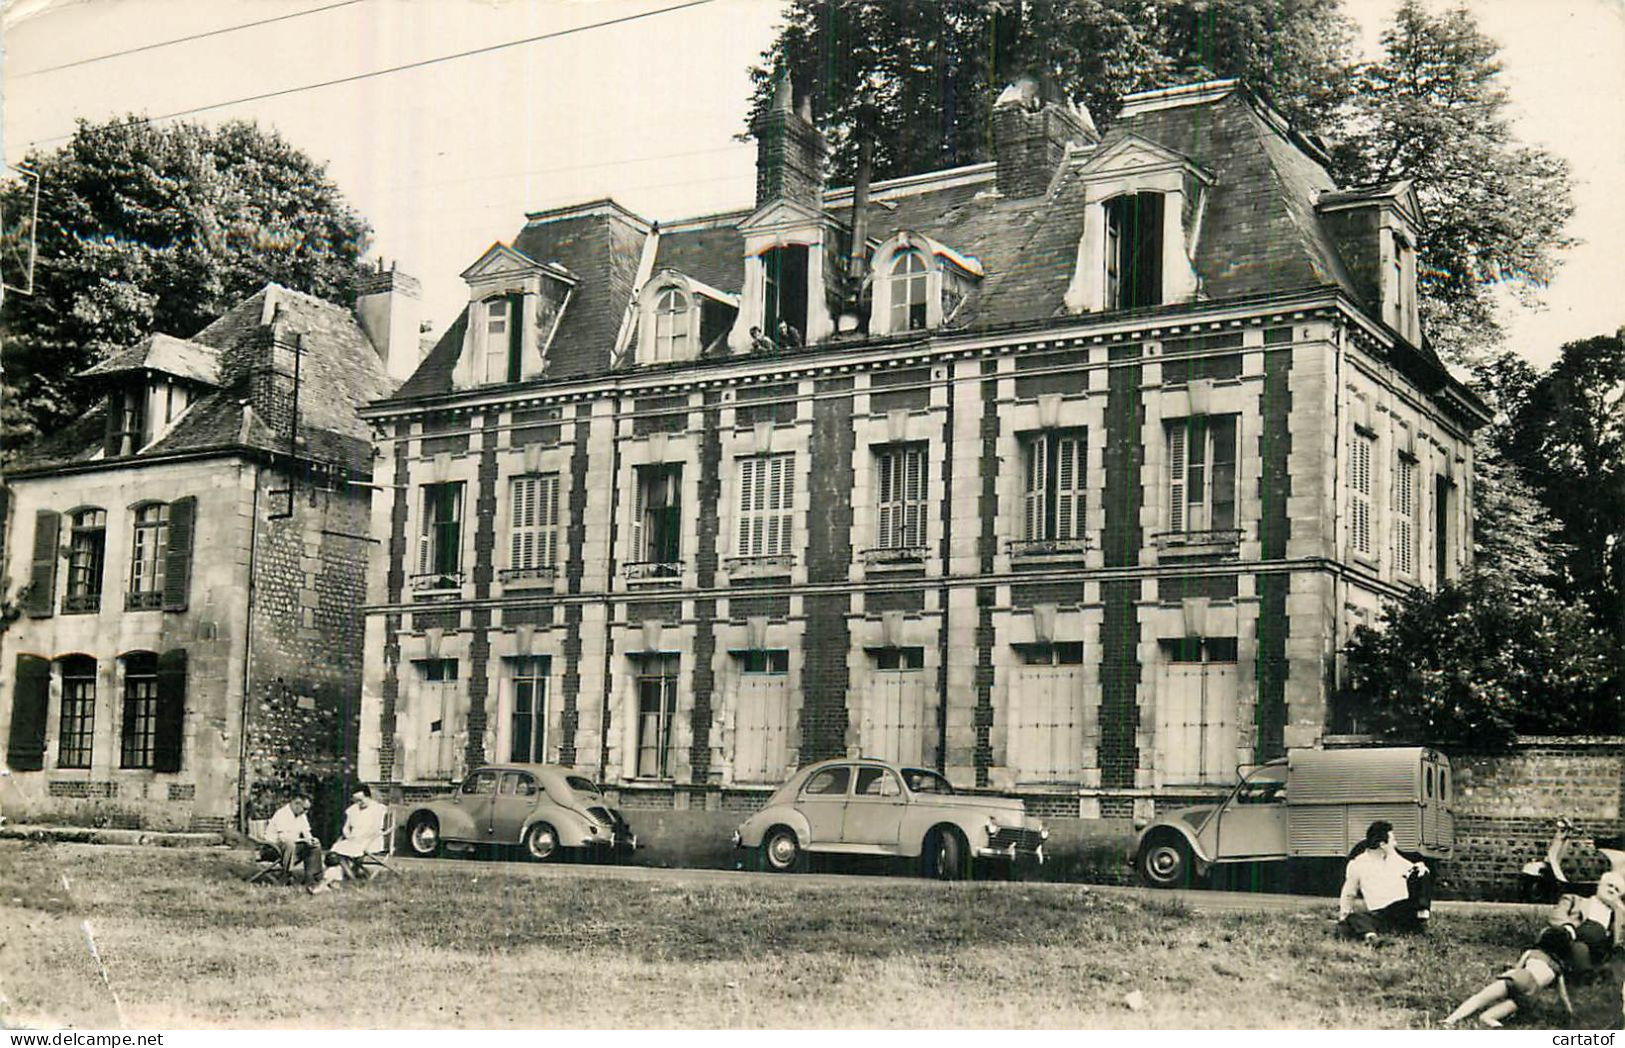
[341,801,388,854]
[1339,847,1421,917]
[267,803,313,845]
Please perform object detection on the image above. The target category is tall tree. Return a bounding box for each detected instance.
[748,0,1356,185]
[1331,1,1574,363]
[0,117,371,456]
[1468,351,1566,588]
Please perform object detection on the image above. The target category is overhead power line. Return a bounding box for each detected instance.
[11,0,369,78]
[28,0,716,147]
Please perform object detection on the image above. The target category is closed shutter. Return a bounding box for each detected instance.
[7,654,51,771]
[1024,437,1047,541]
[736,458,754,556]
[153,648,187,773]
[104,396,125,458]
[539,474,558,568]
[162,496,196,611]
[876,451,895,548]
[1351,436,1372,555]
[903,447,924,547]
[1055,435,1084,541]
[510,476,534,570]
[769,455,791,556]
[631,471,647,561]
[1168,425,1187,533]
[26,510,60,618]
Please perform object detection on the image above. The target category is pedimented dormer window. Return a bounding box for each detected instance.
[870,232,983,336]
[1105,192,1163,310]
[455,242,576,390]
[634,270,737,366]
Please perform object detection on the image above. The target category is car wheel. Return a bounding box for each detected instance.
[762,826,802,873]
[407,813,441,858]
[1136,834,1195,888]
[524,822,560,862]
[923,828,968,881]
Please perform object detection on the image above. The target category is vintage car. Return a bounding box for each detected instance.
[732,757,1048,879]
[1133,746,1455,888]
[402,763,636,861]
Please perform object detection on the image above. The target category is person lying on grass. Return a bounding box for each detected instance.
[1444,870,1625,1028]
[1336,819,1433,943]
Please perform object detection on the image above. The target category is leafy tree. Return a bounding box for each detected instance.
[1468,351,1566,587]
[1331,1,1574,363]
[1345,575,1616,749]
[747,0,1356,185]
[0,117,372,456]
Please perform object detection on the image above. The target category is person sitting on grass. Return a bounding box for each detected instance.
[267,794,324,886]
[328,783,388,880]
[1336,819,1433,943]
[1444,870,1625,1027]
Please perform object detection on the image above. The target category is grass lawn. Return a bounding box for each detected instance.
[0,839,1618,1030]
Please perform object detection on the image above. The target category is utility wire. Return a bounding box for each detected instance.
[27,0,716,146]
[10,0,369,78]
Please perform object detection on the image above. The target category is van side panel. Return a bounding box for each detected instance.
[1288,748,1426,804]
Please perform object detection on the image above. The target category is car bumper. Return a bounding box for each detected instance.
[979,826,1047,863]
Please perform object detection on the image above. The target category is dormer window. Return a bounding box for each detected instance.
[889,251,928,332]
[653,287,690,362]
[455,242,576,391]
[482,297,518,384]
[1105,192,1163,310]
[762,246,809,348]
[106,386,150,457]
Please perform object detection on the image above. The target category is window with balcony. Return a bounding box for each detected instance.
[127,502,169,609]
[65,509,106,613]
[869,444,927,565]
[57,655,96,770]
[734,453,794,566]
[505,474,558,586]
[1015,430,1087,558]
[628,464,683,581]
[889,250,929,332]
[1163,416,1238,552]
[1105,192,1164,310]
[632,653,679,779]
[415,483,465,591]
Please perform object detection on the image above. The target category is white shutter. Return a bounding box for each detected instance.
[1024,437,1048,541]
[417,534,431,576]
[1168,425,1187,533]
[904,447,923,547]
[540,474,559,568]
[632,470,647,561]
[1055,436,1083,541]
[773,454,793,556]
[1351,436,1372,555]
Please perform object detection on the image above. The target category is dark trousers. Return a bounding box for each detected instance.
[276,839,324,884]
[1339,869,1433,938]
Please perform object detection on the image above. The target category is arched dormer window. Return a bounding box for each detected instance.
[889,251,929,332]
[653,287,691,362]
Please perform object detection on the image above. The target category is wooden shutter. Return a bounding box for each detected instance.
[153,648,187,773]
[1024,437,1047,541]
[903,446,924,547]
[1168,425,1187,533]
[507,293,524,383]
[539,475,558,568]
[771,455,792,556]
[1055,436,1084,541]
[103,395,125,457]
[162,496,196,611]
[6,654,50,771]
[631,471,647,561]
[26,510,59,618]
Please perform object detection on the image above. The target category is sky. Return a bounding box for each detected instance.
[2,0,1621,369]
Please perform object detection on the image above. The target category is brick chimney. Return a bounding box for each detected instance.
[355,262,423,384]
[754,74,826,211]
[992,76,1097,198]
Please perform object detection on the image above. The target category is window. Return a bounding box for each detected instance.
[1105,192,1163,309]
[875,444,927,550]
[801,766,850,797]
[1007,640,1089,783]
[632,653,679,779]
[460,768,499,795]
[871,646,924,671]
[482,298,517,384]
[508,474,559,577]
[1021,431,1086,544]
[736,454,794,558]
[737,649,788,674]
[1014,642,1085,665]
[65,509,106,613]
[1435,475,1453,588]
[761,245,809,347]
[652,287,690,362]
[508,656,550,764]
[1167,416,1237,534]
[889,250,929,332]
[106,386,149,457]
[733,649,791,783]
[1155,637,1239,785]
[1350,430,1374,558]
[855,766,901,797]
[120,652,158,768]
[417,483,464,588]
[58,656,96,769]
[414,658,460,780]
[632,464,683,567]
[1394,455,1416,576]
[127,503,169,609]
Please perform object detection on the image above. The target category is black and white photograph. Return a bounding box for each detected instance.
[0,0,1622,1032]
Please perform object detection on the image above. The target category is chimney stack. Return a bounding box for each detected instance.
[753,73,827,211]
[355,261,424,384]
[992,76,1098,198]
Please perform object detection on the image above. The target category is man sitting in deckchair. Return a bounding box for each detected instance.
[328,783,389,880]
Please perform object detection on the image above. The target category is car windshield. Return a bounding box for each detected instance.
[902,768,953,795]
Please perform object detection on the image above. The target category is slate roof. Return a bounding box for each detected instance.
[14,284,393,475]
[381,81,1448,404]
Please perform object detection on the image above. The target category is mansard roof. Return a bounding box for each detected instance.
[379,80,1447,406]
[12,284,393,476]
